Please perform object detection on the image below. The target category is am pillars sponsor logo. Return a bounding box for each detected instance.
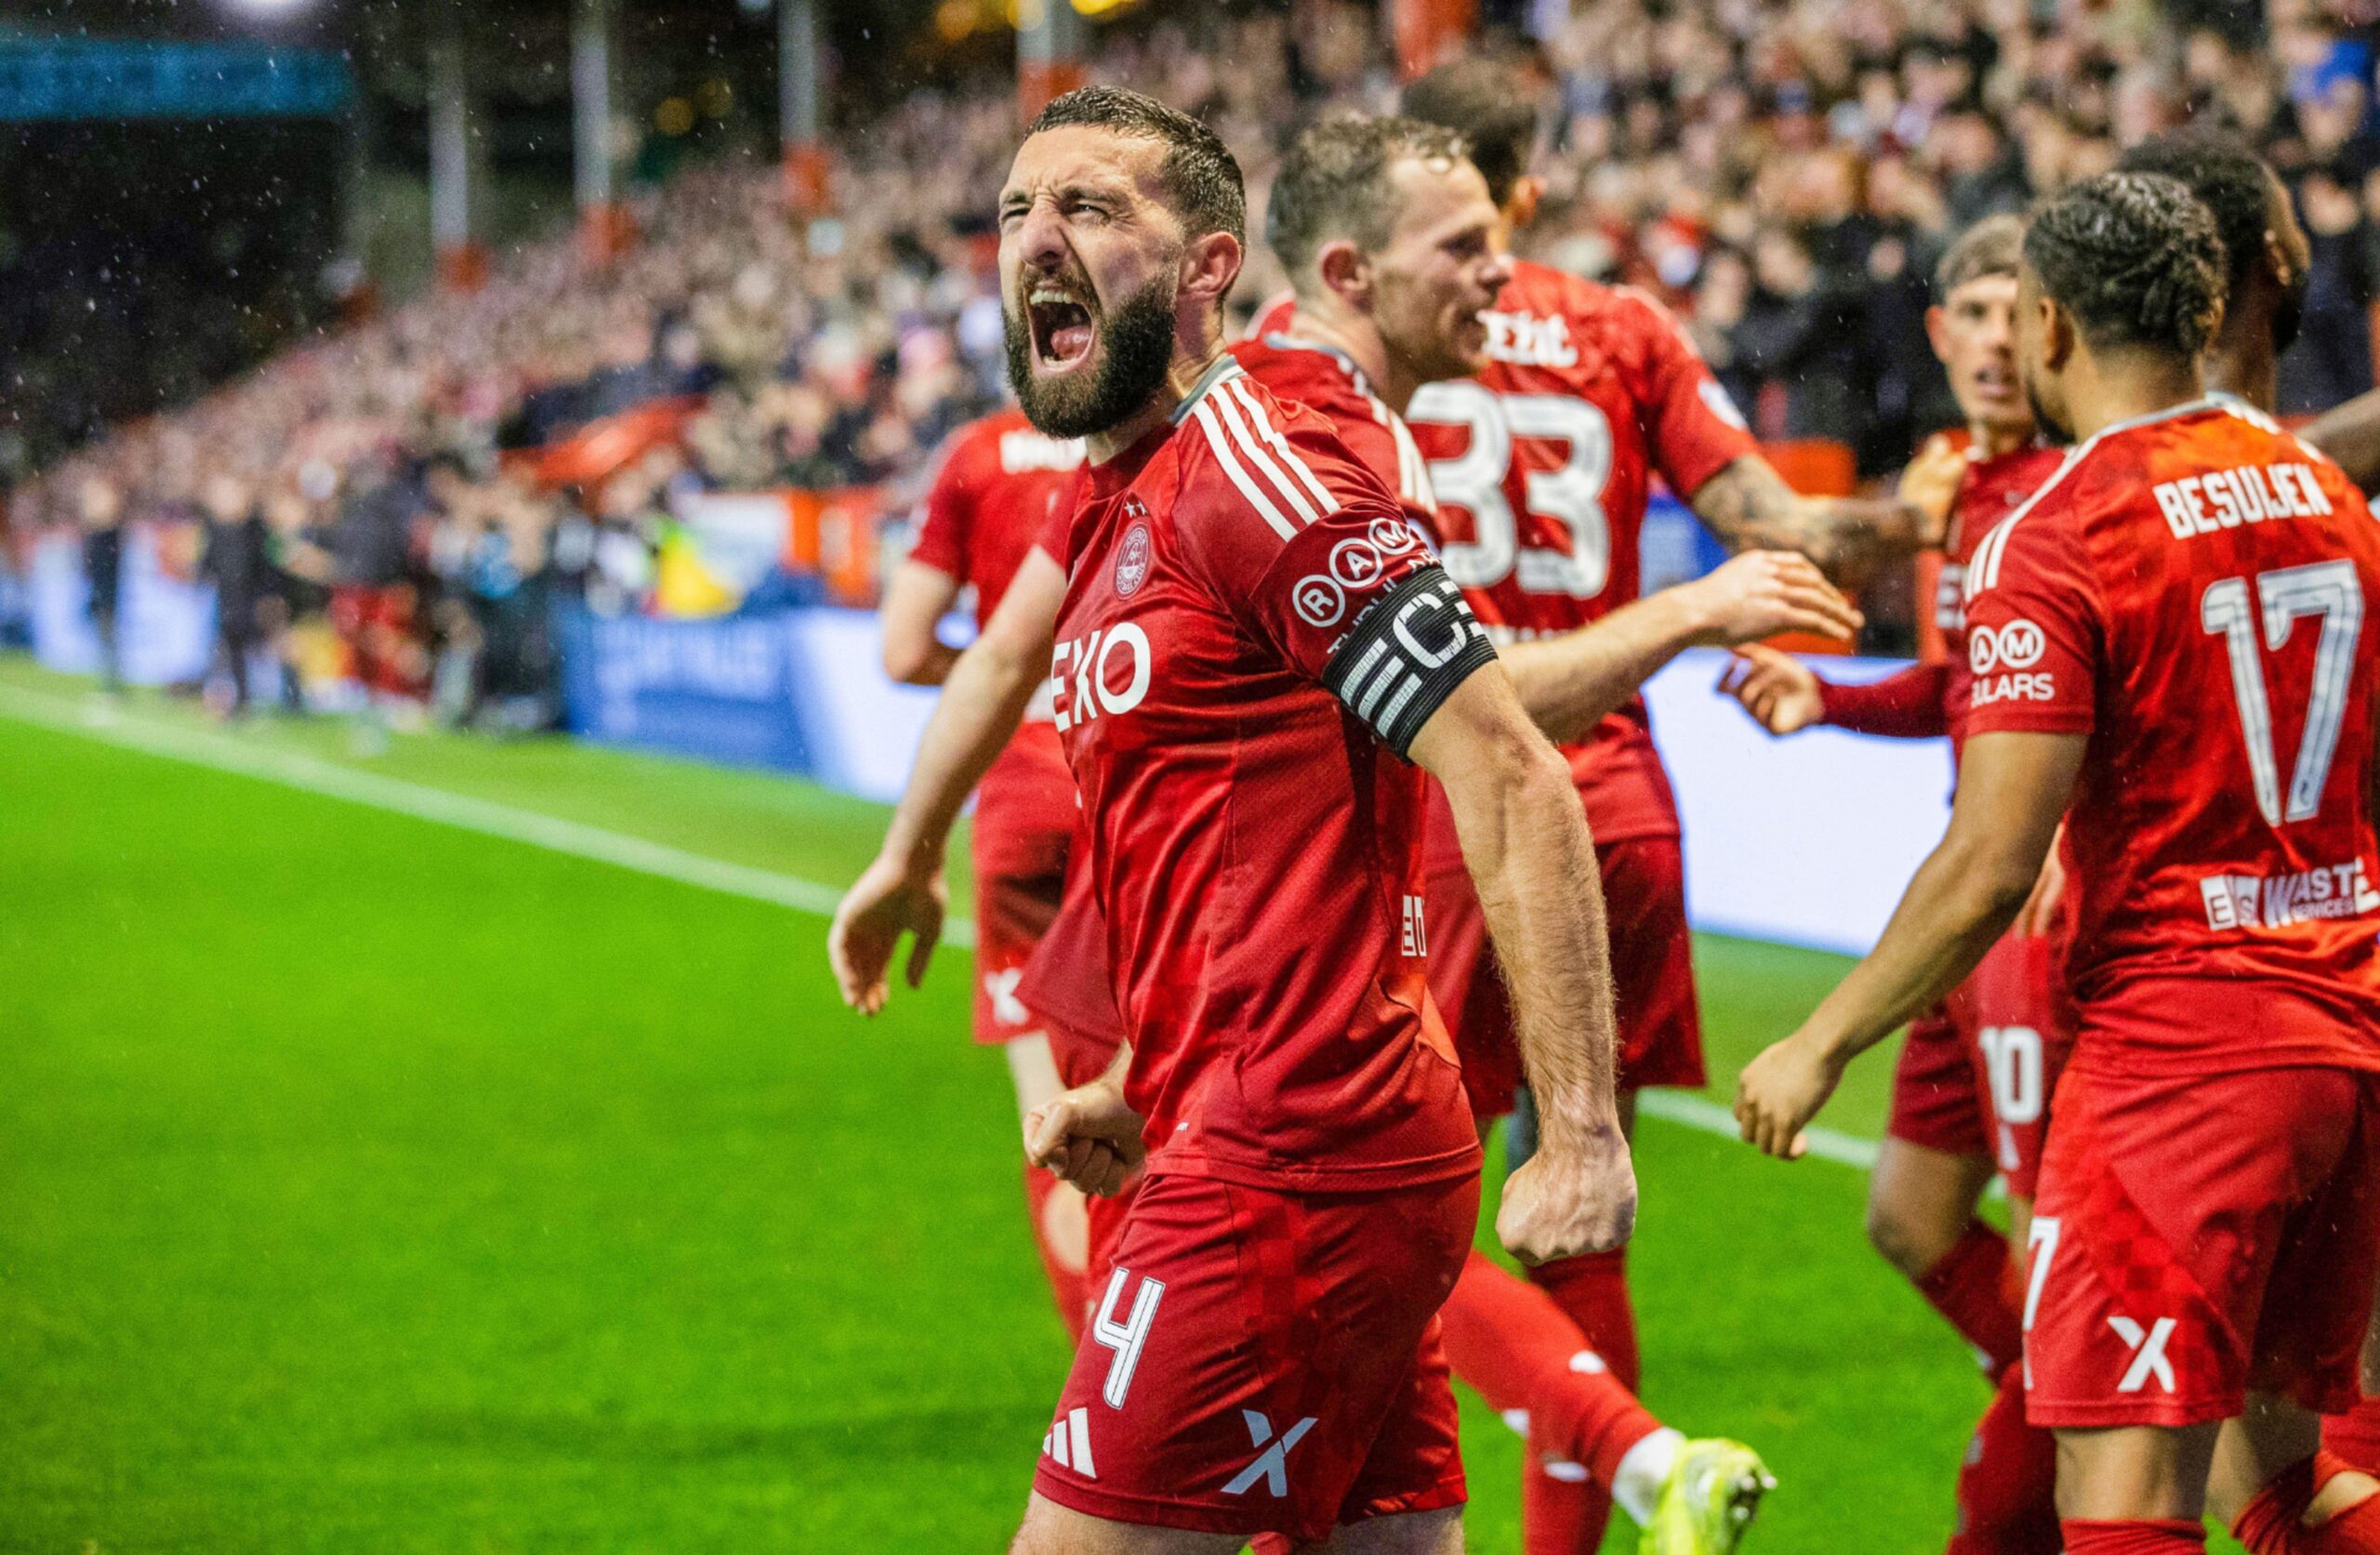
[1968,619,2044,674]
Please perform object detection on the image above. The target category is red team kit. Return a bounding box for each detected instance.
[910,252,2380,1539]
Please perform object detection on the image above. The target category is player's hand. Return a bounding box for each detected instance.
[1497,1122,1636,1264]
[1685,550,1864,649]
[1896,433,1970,547]
[826,853,945,1015]
[1733,1034,1846,1160]
[2015,827,2067,938]
[1718,643,1826,734]
[1024,1075,1146,1198]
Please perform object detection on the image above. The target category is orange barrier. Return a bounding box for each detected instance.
[784,486,885,607]
[518,397,706,493]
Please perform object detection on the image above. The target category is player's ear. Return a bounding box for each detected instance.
[1178,231,1244,307]
[2039,295,2075,373]
[1506,175,1546,230]
[1316,239,1370,310]
[1924,303,1951,364]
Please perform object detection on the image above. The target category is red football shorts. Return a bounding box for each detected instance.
[1424,802,1704,1118]
[1034,1171,1475,1543]
[1890,928,2075,1199]
[966,733,1073,1047]
[2024,1038,2380,1429]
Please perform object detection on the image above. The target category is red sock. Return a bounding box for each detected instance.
[2060,1520,2207,1554]
[1915,1221,2027,1380]
[1522,1247,1647,1551]
[1947,1364,2061,1555]
[2329,1398,2380,1476]
[1439,1249,1659,1551]
[1022,1162,1088,1343]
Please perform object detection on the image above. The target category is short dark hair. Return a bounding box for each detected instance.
[2024,171,2227,357]
[1266,113,1472,284]
[1934,213,2025,299]
[1025,86,1246,246]
[1402,58,1538,207]
[2116,128,2278,294]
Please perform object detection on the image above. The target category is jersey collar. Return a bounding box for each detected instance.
[1262,332,1374,399]
[1168,354,1244,426]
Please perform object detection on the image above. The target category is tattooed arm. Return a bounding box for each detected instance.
[1688,455,1942,584]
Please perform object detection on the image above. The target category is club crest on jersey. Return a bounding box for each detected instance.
[1114,520,1153,599]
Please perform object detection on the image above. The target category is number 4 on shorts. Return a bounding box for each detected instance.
[1091,1267,1165,1409]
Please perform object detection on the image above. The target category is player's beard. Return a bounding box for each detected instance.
[1006,270,1181,440]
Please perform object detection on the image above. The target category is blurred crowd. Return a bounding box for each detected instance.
[9,0,2380,718]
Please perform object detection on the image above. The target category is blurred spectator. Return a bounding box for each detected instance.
[78,475,125,694]
[196,471,280,717]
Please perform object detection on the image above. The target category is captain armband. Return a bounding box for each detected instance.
[1320,565,1499,758]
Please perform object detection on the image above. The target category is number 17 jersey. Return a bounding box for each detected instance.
[1963,394,2380,1076]
[1406,260,1758,838]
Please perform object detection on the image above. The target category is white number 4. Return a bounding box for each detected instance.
[2202,560,2365,828]
[1091,1267,1164,1409]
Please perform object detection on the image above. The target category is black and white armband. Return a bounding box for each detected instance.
[1322,565,1499,758]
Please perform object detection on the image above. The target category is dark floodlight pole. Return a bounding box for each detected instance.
[779,0,826,212]
[1016,0,1085,125]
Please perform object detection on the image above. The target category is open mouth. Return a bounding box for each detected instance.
[1028,287,1098,372]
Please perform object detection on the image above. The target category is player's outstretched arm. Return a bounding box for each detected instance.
[1498,550,1862,745]
[828,547,1065,1014]
[878,559,964,686]
[1689,455,1942,584]
[2307,388,2380,495]
[1718,645,1952,739]
[1409,669,1637,1263]
[1734,729,2083,1158]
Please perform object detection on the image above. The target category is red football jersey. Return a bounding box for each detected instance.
[908,408,1085,871]
[1964,395,2380,1074]
[1935,442,2068,754]
[1405,260,1761,839]
[907,407,1084,631]
[1227,333,1437,533]
[1041,355,1489,1193]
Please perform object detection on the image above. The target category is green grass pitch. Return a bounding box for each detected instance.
[0,658,2244,1552]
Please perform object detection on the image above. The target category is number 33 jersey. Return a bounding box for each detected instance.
[1038,356,1491,1193]
[1405,260,1759,839]
[1964,394,2380,1074]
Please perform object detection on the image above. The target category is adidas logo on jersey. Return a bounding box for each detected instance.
[1041,1406,1096,1479]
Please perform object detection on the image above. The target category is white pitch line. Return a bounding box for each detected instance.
[0,683,972,951]
[1,679,1912,1171]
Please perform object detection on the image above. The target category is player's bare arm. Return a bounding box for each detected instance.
[1689,454,1944,583]
[2307,387,2380,495]
[878,557,965,685]
[1735,729,2084,1159]
[1497,548,1862,745]
[828,546,1066,1013]
[1022,1041,1144,1199]
[1408,666,1636,1262]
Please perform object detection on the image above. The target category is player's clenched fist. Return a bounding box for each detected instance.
[1718,643,1826,734]
[1496,1124,1636,1265]
[826,854,945,1015]
[1024,1075,1146,1199]
[1733,1034,1847,1159]
[1895,432,1971,540]
[1683,550,1864,649]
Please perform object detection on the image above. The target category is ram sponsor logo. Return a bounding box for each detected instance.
[2151,462,2334,539]
[1968,619,2044,674]
[2201,859,2380,931]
